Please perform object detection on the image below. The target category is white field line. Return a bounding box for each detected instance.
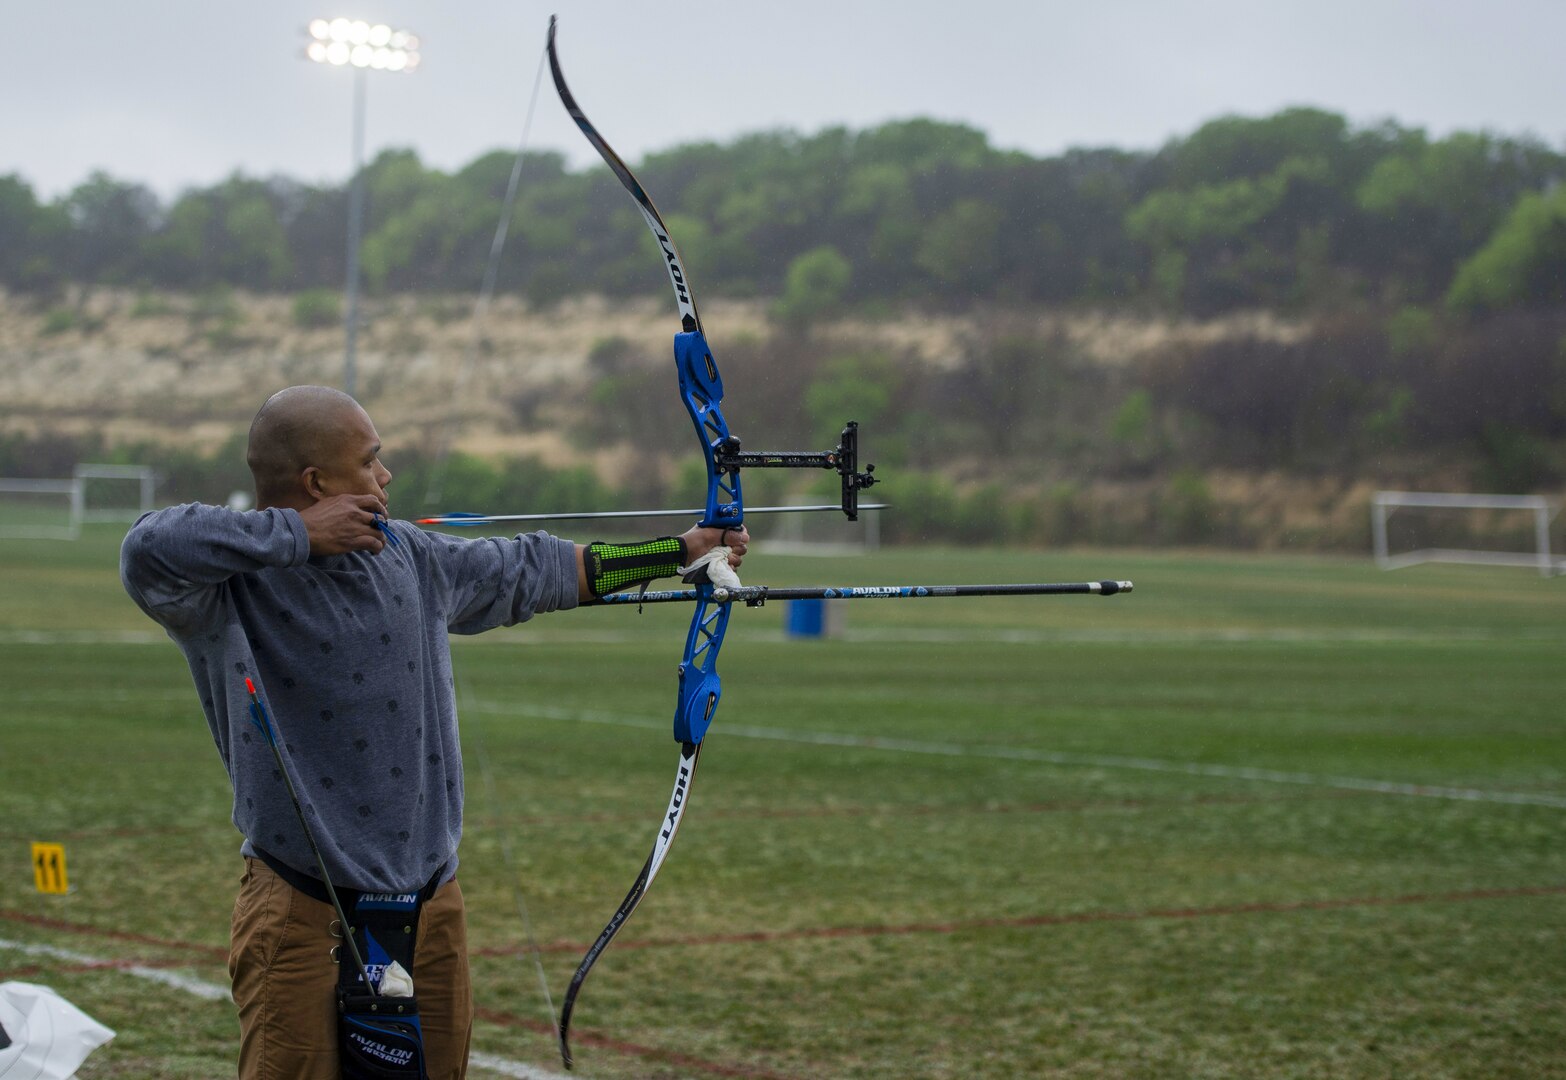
[0,629,168,645]
[0,936,229,1001]
[5,626,1557,648]
[450,626,1557,647]
[467,1051,563,1079]
[7,631,1558,808]
[481,703,1566,810]
[0,937,563,1079]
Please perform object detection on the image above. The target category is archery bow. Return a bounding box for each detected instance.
[540,18,1136,1068]
[546,16,886,1068]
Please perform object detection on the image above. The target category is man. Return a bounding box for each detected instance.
[120,385,745,1078]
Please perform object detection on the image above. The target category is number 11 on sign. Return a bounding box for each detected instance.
[31,842,68,894]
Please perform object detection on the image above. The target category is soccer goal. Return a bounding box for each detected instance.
[73,463,158,524]
[0,464,157,541]
[0,478,83,539]
[1371,491,1563,577]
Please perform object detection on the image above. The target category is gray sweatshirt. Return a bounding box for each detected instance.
[120,503,578,892]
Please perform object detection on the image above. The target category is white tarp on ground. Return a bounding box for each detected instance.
[0,982,115,1080]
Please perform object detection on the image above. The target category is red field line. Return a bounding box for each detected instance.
[0,823,221,842]
[0,909,798,1080]
[474,1005,802,1080]
[487,789,1348,830]
[10,887,1560,1080]
[0,908,227,960]
[2,955,195,981]
[478,883,1566,958]
[0,791,1344,844]
[13,883,1561,971]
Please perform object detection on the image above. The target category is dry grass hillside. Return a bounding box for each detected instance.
[6,288,1554,553]
[0,287,1308,460]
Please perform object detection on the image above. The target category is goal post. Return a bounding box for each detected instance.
[0,464,158,541]
[1371,491,1562,577]
[73,463,158,523]
[0,478,83,539]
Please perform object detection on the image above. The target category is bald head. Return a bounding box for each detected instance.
[248,386,375,505]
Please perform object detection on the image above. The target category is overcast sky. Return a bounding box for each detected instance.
[6,1,1563,201]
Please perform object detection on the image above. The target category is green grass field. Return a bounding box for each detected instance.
[1,526,1563,1078]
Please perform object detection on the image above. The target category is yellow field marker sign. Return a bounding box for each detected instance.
[31,842,69,894]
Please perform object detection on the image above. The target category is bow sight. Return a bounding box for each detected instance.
[670,326,876,529]
[712,421,878,521]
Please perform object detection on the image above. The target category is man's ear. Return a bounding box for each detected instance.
[301,466,326,502]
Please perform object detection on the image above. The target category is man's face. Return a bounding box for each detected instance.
[313,405,393,505]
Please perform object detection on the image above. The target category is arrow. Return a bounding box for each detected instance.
[416,503,889,527]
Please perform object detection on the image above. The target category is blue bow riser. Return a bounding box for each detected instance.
[674,330,744,529]
[673,584,731,745]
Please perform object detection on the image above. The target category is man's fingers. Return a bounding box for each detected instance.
[350,530,385,554]
[340,493,389,517]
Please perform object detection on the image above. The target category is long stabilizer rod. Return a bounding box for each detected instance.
[590,581,1133,607]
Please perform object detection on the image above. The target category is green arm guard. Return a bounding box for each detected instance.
[584,536,688,597]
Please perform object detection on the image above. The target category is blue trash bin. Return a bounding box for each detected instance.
[784,599,826,638]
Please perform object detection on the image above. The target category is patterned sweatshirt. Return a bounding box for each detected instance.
[120,503,578,892]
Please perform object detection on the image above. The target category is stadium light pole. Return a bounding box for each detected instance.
[304,18,421,399]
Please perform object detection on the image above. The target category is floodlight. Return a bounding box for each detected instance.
[303,17,423,398]
[306,18,419,73]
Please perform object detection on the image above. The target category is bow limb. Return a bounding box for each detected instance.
[556,742,701,1069]
[547,16,701,334]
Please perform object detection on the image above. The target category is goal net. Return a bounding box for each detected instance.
[0,479,82,539]
[0,464,157,540]
[1371,491,1563,577]
[74,464,157,524]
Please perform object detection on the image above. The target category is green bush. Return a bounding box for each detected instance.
[40,307,75,335]
[771,246,852,328]
[291,289,342,329]
[1447,187,1566,314]
[129,292,172,318]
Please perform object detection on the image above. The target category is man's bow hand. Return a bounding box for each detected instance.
[680,523,749,571]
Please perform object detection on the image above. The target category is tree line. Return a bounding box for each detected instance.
[5,107,1566,317]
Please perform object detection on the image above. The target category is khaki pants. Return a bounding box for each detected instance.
[229,857,473,1079]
